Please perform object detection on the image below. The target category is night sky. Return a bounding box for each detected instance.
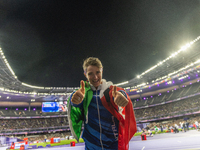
[0,0,200,87]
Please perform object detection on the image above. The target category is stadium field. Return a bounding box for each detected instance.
[38,130,200,150]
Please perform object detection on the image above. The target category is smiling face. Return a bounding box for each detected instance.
[84,65,103,89]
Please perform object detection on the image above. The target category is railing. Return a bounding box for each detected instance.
[0,114,68,119]
[0,125,70,135]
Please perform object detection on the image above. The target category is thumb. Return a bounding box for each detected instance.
[112,85,117,97]
[80,80,85,94]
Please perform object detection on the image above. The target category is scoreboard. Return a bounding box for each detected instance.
[42,102,67,112]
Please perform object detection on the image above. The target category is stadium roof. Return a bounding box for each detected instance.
[0,36,200,98]
[120,37,200,88]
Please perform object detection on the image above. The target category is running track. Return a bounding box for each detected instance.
[20,130,200,150]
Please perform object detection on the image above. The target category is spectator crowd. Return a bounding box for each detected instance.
[135,96,200,120]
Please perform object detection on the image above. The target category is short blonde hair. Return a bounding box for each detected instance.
[83,57,103,73]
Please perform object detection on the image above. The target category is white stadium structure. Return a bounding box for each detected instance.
[0,36,200,149]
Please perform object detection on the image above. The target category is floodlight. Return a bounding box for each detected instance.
[115,81,128,86]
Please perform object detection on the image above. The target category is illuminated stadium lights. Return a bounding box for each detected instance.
[129,61,200,92]
[156,75,167,81]
[136,90,142,93]
[137,83,146,87]
[67,87,79,90]
[195,59,200,64]
[128,61,200,92]
[134,36,200,80]
[50,93,69,95]
[162,76,167,79]
[168,60,200,77]
[9,90,18,93]
[171,52,178,57]
[50,87,67,89]
[0,47,79,93]
[32,92,70,96]
[131,86,137,89]
[44,87,52,90]
[1,36,200,94]
[56,87,65,89]
[167,81,172,84]
[22,82,44,89]
[0,48,17,78]
[31,92,37,95]
[4,89,20,93]
[37,92,46,95]
[115,81,129,86]
[178,75,189,80]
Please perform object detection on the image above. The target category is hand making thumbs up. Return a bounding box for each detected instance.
[71,80,85,104]
[112,85,129,107]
